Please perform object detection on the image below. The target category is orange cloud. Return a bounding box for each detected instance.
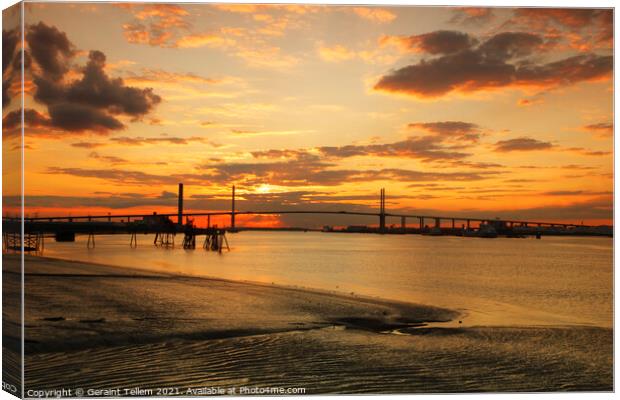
[517,97,544,107]
[351,7,396,24]
[175,33,234,48]
[318,44,357,62]
[449,7,495,25]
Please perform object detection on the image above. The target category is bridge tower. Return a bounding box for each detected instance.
[379,188,386,232]
[231,185,236,229]
[177,183,184,226]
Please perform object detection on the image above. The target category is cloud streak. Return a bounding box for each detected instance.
[583,122,613,138]
[494,137,554,152]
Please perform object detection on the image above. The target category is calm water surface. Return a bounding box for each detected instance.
[42,232,613,328]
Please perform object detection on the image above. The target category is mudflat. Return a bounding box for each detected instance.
[7,255,612,393]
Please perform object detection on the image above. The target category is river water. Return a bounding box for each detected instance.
[41,231,613,328]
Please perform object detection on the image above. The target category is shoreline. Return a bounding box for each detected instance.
[15,254,459,355]
[23,253,461,323]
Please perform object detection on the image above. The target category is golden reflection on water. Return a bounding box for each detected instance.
[43,231,612,328]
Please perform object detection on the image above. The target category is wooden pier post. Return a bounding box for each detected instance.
[87,232,95,249]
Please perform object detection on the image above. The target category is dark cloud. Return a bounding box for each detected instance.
[516,54,612,85]
[2,28,19,73]
[199,160,497,186]
[71,142,107,149]
[47,102,124,133]
[252,134,474,163]
[437,160,504,170]
[2,108,53,139]
[26,22,75,81]
[8,191,181,210]
[109,136,210,146]
[25,23,161,135]
[46,167,186,186]
[251,149,317,160]
[477,32,542,61]
[317,136,470,162]
[88,152,128,164]
[47,157,498,189]
[3,108,51,130]
[494,137,554,152]
[3,28,20,106]
[374,30,612,98]
[408,121,482,142]
[66,51,161,116]
[391,30,478,55]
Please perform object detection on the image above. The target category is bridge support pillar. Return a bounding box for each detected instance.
[379,188,386,232]
[451,219,455,229]
[178,183,184,226]
[401,216,406,230]
[231,185,236,229]
[466,219,470,229]
[419,217,423,231]
[435,218,440,228]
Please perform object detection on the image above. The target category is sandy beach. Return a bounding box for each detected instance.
[5,254,612,394]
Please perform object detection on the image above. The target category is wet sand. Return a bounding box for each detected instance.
[7,255,612,393]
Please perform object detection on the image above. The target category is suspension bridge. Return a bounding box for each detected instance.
[2,183,598,253]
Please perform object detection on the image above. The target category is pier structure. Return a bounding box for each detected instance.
[2,184,605,254]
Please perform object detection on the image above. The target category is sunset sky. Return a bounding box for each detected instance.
[2,3,614,227]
